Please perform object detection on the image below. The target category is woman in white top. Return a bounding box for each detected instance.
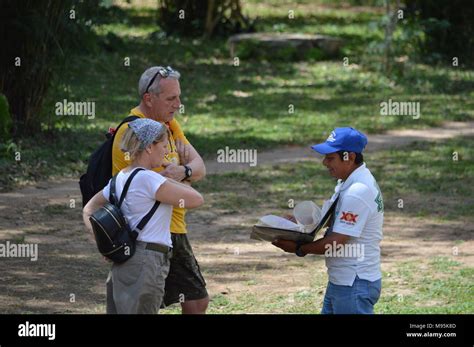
[83,118,203,314]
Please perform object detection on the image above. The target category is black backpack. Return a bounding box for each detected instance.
[79,115,139,207]
[89,168,160,263]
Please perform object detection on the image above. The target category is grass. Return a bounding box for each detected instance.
[194,137,474,220]
[2,0,473,312]
[44,204,70,215]
[155,136,474,314]
[376,258,473,314]
[159,256,473,314]
[1,0,473,190]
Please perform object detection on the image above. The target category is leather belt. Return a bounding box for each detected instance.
[145,242,171,254]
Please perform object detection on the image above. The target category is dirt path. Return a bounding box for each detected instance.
[205,121,474,173]
[0,121,473,313]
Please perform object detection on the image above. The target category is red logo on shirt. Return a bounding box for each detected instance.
[340,212,358,224]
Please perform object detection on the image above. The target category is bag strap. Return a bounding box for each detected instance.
[116,168,144,208]
[113,115,139,139]
[109,114,140,204]
[310,195,340,236]
[109,174,118,205]
[111,164,161,232]
[113,168,161,231]
[326,195,340,226]
[136,201,161,231]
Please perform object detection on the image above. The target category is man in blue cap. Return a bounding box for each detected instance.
[273,127,384,314]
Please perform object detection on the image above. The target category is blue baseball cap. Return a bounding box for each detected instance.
[311,127,368,154]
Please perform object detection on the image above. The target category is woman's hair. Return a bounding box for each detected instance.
[120,125,167,160]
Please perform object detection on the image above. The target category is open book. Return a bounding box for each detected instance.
[250,197,339,244]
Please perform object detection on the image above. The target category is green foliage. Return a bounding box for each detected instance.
[235,41,299,61]
[304,47,327,61]
[0,93,12,141]
[405,0,474,66]
[158,0,205,37]
[158,0,254,38]
[1,0,473,188]
[0,0,105,136]
[235,41,330,62]
[364,0,474,74]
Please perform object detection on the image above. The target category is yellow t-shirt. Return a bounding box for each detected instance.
[112,107,190,234]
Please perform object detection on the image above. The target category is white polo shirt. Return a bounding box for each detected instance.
[103,168,173,247]
[325,163,384,286]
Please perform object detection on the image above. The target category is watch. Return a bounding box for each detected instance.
[295,243,306,257]
[184,165,192,179]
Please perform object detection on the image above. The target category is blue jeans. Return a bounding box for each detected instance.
[321,276,382,314]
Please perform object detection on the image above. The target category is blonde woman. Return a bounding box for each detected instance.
[83,118,204,314]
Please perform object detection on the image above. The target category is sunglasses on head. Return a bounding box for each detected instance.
[144,66,176,94]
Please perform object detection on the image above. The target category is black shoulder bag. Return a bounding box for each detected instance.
[89,168,160,263]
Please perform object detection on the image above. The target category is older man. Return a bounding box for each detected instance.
[273,127,383,314]
[110,66,209,314]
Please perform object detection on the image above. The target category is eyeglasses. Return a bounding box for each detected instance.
[144,66,176,94]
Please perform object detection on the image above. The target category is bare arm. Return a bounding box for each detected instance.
[155,179,204,209]
[272,232,350,255]
[173,140,206,182]
[300,232,351,255]
[185,143,206,182]
[83,190,108,233]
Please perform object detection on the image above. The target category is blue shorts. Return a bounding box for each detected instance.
[321,276,382,314]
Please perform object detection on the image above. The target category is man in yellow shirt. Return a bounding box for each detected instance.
[110,66,208,314]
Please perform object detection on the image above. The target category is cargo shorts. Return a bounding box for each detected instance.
[162,233,208,307]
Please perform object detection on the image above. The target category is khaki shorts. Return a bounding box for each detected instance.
[106,242,171,314]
